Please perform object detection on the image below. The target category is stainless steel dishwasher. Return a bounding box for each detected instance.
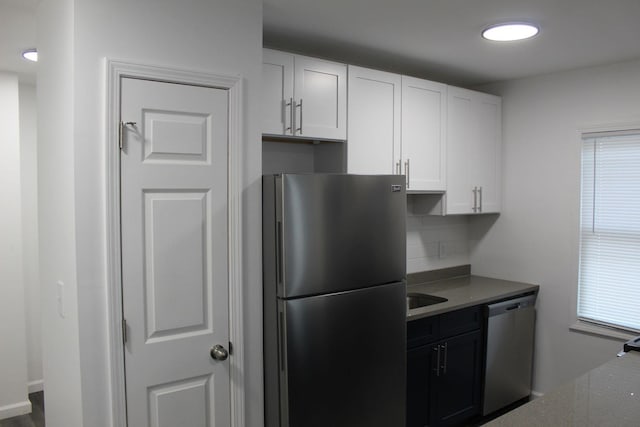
[483,293,537,415]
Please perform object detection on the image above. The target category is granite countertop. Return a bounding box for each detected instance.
[406,273,539,321]
[485,351,640,426]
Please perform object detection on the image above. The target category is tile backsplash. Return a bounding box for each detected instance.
[407,196,470,274]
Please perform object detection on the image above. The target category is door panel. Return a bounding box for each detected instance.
[120,77,230,427]
[143,191,211,340]
[143,110,211,162]
[148,376,212,427]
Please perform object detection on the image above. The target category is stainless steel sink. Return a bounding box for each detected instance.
[406,292,448,310]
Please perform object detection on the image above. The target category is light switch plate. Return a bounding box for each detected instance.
[438,241,447,259]
[57,281,65,318]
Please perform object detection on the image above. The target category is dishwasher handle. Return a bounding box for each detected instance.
[486,294,536,317]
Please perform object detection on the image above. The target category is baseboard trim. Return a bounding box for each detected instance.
[531,390,544,399]
[0,400,32,420]
[28,380,44,394]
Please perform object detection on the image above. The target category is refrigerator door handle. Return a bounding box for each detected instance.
[278,310,286,372]
[276,221,283,287]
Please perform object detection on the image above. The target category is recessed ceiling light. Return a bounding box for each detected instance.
[482,23,539,42]
[22,48,38,62]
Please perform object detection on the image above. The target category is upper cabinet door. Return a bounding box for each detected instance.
[473,93,501,213]
[294,55,347,140]
[262,49,347,140]
[262,49,294,136]
[446,86,502,214]
[347,66,401,175]
[401,76,447,192]
[446,89,474,214]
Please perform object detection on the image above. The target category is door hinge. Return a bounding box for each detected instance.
[119,121,137,150]
[122,318,128,344]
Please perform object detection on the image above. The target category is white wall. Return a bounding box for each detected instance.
[37,1,263,426]
[19,82,43,393]
[0,73,31,419]
[472,58,640,394]
[37,1,84,426]
[407,196,470,273]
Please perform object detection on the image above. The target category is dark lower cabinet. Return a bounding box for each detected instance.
[407,306,483,427]
[407,344,434,426]
[430,330,482,425]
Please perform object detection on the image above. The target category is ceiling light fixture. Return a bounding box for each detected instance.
[482,23,539,42]
[22,48,38,62]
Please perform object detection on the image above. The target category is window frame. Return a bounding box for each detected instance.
[571,123,640,340]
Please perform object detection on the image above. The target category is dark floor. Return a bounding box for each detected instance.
[0,392,44,427]
[465,397,531,426]
[0,391,525,427]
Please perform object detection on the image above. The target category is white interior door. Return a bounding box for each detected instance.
[120,77,230,427]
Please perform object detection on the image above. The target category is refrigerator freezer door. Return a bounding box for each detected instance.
[279,282,406,427]
[279,174,406,298]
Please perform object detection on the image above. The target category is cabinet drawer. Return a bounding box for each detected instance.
[439,306,482,337]
[407,315,439,348]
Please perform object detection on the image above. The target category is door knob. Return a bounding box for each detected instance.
[210,344,229,361]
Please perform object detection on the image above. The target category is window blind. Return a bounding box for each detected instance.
[578,132,640,333]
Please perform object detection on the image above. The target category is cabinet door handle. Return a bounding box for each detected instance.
[433,346,441,377]
[285,98,293,134]
[478,186,483,213]
[404,159,410,189]
[472,187,478,213]
[295,98,303,135]
[395,161,401,175]
[441,342,448,375]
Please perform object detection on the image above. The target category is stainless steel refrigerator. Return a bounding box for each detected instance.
[263,174,407,427]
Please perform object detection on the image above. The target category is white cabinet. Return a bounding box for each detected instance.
[446,86,502,214]
[262,49,294,136]
[347,66,401,175]
[262,49,347,140]
[347,66,446,192]
[401,76,447,192]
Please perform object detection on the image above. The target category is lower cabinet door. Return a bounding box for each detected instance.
[431,330,483,426]
[406,344,435,427]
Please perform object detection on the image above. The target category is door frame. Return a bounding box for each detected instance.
[105,59,245,427]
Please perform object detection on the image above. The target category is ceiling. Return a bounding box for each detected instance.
[264,0,640,86]
[3,1,640,87]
